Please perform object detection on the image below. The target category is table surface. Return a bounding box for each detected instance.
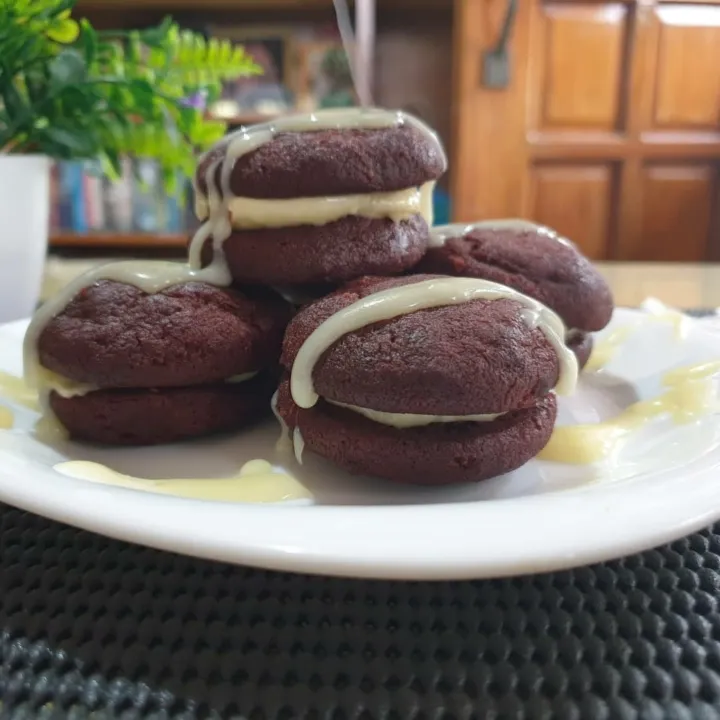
[42,258,720,309]
[596,262,720,309]
[8,257,720,719]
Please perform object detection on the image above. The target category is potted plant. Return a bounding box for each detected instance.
[0,0,259,321]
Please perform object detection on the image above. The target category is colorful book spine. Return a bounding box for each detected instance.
[82,160,106,231]
[103,156,133,232]
[58,161,86,233]
[132,158,165,233]
[50,156,192,235]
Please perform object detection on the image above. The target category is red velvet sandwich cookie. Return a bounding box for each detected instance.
[24,261,291,445]
[275,275,578,485]
[191,108,447,286]
[414,221,614,368]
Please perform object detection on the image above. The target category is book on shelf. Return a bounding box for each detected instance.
[50,158,192,237]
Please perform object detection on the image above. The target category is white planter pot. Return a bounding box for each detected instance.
[0,155,50,323]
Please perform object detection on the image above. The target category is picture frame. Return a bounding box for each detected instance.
[207,25,296,120]
[293,39,356,112]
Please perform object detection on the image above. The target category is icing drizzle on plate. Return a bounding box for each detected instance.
[541,361,720,465]
[54,459,311,504]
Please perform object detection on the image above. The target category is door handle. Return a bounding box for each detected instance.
[481,0,518,90]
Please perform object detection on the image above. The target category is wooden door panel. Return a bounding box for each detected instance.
[653,5,720,129]
[452,0,720,260]
[634,164,718,261]
[529,164,614,258]
[451,0,533,221]
[533,4,628,130]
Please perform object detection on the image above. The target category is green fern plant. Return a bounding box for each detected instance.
[0,0,260,188]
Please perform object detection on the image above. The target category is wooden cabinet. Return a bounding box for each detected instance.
[452,0,720,261]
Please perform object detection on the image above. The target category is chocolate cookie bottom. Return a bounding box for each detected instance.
[276,378,557,486]
[203,215,429,286]
[51,375,274,446]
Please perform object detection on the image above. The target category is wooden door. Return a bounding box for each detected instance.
[451,0,720,261]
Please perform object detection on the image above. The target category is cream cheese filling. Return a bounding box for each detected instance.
[328,399,505,428]
[39,369,95,399]
[194,181,436,229]
[37,368,259,399]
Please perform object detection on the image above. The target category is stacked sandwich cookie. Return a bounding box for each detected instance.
[25,272,290,445]
[275,275,579,485]
[414,220,614,368]
[191,108,447,287]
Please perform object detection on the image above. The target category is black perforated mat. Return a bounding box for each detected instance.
[2,310,720,719]
[3,505,720,719]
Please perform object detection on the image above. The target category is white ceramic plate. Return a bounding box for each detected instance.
[1,308,720,580]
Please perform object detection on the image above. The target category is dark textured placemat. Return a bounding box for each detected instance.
[3,505,720,720]
[1,309,718,720]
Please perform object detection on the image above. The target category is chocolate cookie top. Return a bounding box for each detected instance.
[197,125,446,200]
[38,281,291,389]
[417,224,614,331]
[281,275,565,416]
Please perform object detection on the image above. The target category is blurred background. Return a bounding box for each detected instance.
[4,0,720,308]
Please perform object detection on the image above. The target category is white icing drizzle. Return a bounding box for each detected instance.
[23,258,231,390]
[54,458,311,503]
[329,400,505,428]
[270,389,306,464]
[292,427,306,465]
[187,153,235,271]
[270,389,293,453]
[428,219,570,248]
[290,278,578,410]
[420,181,435,227]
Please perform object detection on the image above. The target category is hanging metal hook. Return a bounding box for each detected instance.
[481,0,519,90]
